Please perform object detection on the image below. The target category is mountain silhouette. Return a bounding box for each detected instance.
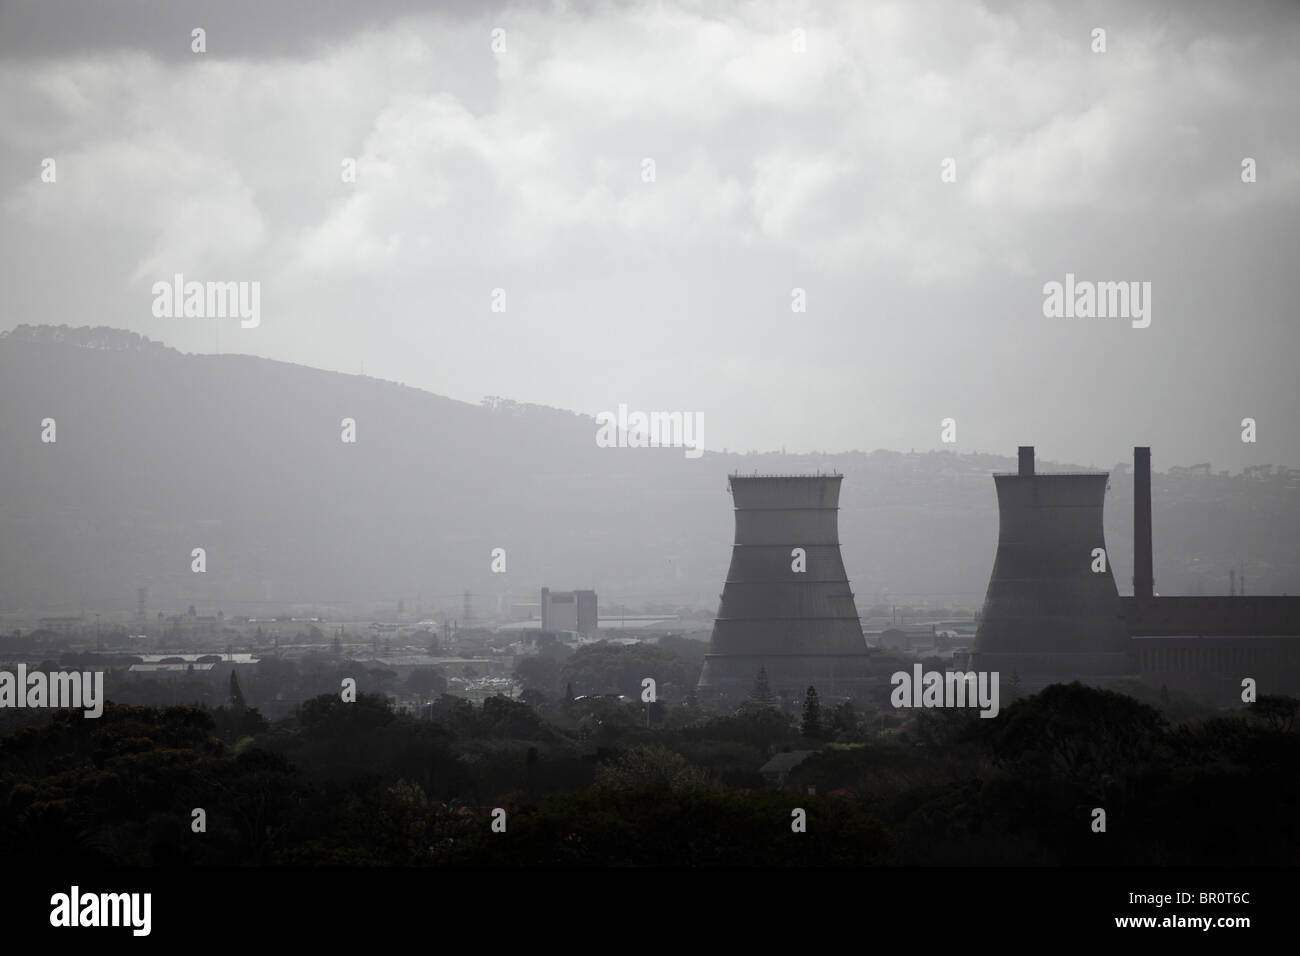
[2,325,1297,617]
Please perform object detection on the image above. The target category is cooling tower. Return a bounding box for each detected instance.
[696,474,873,705]
[972,447,1132,683]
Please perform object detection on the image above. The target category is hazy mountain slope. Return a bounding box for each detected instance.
[1,328,1297,615]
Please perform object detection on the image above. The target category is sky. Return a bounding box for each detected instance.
[2,0,1298,470]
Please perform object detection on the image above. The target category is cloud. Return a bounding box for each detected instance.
[1,0,1297,466]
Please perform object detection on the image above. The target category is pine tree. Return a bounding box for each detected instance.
[801,686,822,739]
[1007,670,1024,702]
[829,699,857,737]
[229,670,247,710]
[751,666,775,706]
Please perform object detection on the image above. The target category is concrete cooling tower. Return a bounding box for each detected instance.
[696,474,874,706]
[971,446,1133,686]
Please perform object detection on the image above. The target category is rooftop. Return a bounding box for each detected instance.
[728,472,842,479]
[760,750,820,774]
[991,470,1109,477]
[139,653,259,663]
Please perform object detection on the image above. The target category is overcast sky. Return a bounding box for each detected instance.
[2,0,1297,470]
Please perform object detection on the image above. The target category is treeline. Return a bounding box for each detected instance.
[0,683,1294,866]
[1,323,178,354]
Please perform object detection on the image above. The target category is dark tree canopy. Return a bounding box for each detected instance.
[801,686,823,739]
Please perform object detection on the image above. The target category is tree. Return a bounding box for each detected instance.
[514,656,562,697]
[481,695,550,739]
[229,671,246,710]
[428,694,478,735]
[296,692,395,739]
[433,785,888,866]
[975,682,1165,799]
[405,667,448,700]
[560,642,691,699]
[1251,695,1297,733]
[751,667,775,707]
[519,688,549,709]
[212,699,268,741]
[801,686,823,739]
[1006,670,1024,702]
[829,700,857,738]
[595,745,713,792]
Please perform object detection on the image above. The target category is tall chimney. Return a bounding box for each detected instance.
[1134,446,1153,598]
[1018,446,1034,476]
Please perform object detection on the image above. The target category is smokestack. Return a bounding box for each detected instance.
[1134,446,1153,599]
[1018,446,1034,476]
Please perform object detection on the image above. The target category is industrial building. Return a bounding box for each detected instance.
[540,588,597,636]
[695,448,1300,710]
[696,474,875,705]
[1123,446,1300,696]
[973,445,1300,696]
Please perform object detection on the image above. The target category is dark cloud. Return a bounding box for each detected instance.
[1,0,1297,468]
[0,0,503,60]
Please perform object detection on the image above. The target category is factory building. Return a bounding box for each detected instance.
[696,446,1300,709]
[973,444,1300,696]
[540,588,597,636]
[1122,446,1300,696]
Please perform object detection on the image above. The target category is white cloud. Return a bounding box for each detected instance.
[1,0,1297,465]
